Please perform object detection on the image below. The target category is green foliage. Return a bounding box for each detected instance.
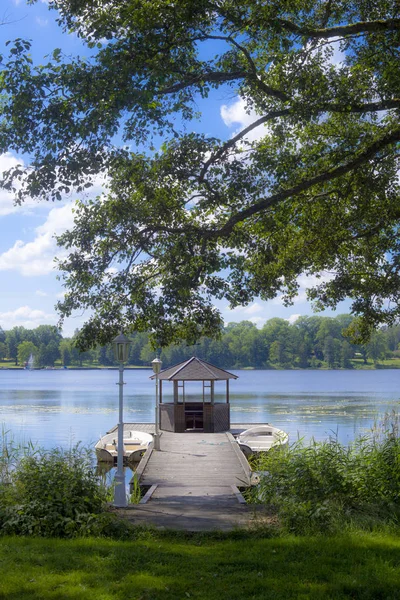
[1,315,400,369]
[0,445,109,538]
[129,473,142,504]
[252,414,400,534]
[5,325,62,367]
[0,427,34,489]
[17,340,39,366]
[1,1,399,348]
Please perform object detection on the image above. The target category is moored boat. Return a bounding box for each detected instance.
[236,425,288,457]
[95,430,153,464]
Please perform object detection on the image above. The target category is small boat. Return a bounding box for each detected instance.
[236,425,289,457]
[95,430,153,464]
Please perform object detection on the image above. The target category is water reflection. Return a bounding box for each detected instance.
[0,369,398,448]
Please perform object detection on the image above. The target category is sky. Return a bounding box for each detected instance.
[0,0,351,337]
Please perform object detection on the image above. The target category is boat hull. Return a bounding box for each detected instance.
[237,425,288,455]
[95,430,153,463]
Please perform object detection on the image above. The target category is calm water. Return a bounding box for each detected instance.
[0,369,399,448]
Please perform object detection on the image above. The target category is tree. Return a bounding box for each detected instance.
[17,341,39,366]
[0,341,7,361]
[1,1,399,348]
[340,340,354,369]
[32,325,62,348]
[36,341,60,368]
[97,344,115,366]
[262,318,295,366]
[59,338,72,366]
[5,327,29,365]
[364,331,388,363]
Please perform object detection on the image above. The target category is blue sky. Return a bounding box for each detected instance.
[0,0,350,337]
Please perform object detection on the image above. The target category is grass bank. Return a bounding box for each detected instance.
[350,357,400,369]
[1,531,400,600]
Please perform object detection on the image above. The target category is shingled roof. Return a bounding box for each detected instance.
[150,356,238,381]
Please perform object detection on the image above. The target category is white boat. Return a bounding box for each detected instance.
[237,425,289,457]
[95,430,153,464]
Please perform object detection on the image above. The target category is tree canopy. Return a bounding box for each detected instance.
[0,0,399,348]
[2,315,399,369]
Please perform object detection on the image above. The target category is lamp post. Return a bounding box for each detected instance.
[151,357,162,451]
[112,331,131,507]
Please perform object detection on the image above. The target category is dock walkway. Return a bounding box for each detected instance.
[106,423,270,530]
[138,431,251,489]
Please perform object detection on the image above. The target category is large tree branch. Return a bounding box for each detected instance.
[275,18,400,39]
[159,71,247,94]
[327,99,400,113]
[199,109,290,181]
[197,33,291,102]
[210,127,400,238]
[159,68,289,101]
[199,99,399,181]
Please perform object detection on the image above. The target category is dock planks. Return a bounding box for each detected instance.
[138,431,251,488]
[105,423,271,530]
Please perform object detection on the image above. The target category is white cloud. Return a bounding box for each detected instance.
[0,153,40,217]
[287,313,301,324]
[36,202,76,236]
[272,272,335,305]
[0,306,57,329]
[0,152,108,218]
[326,37,346,66]
[221,98,256,129]
[35,290,48,297]
[0,203,76,276]
[244,302,263,315]
[220,98,268,145]
[249,316,267,327]
[36,17,48,27]
[220,96,277,148]
[224,301,264,317]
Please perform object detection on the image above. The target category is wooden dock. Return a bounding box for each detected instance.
[105,423,272,530]
[137,430,252,489]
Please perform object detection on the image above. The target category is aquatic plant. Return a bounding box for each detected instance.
[251,412,400,534]
[130,473,142,504]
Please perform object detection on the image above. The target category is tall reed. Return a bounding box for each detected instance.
[251,412,400,534]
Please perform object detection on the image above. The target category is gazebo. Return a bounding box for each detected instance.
[150,357,238,433]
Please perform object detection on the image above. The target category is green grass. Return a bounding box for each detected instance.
[351,358,400,369]
[0,361,22,369]
[0,531,400,599]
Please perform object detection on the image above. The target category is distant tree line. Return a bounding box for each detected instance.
[0,315,399,369]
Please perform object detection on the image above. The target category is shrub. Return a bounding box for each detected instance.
[0,444,109,537]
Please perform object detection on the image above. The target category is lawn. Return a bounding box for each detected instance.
[0,531,399,600]
[351,357,400,369]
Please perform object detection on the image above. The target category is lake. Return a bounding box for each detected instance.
[1,368,399,449]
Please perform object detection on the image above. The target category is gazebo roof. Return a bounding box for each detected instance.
[150,356,238,381]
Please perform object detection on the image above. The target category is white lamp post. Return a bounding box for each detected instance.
[112,331,131,507]
[151,357,162,451]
